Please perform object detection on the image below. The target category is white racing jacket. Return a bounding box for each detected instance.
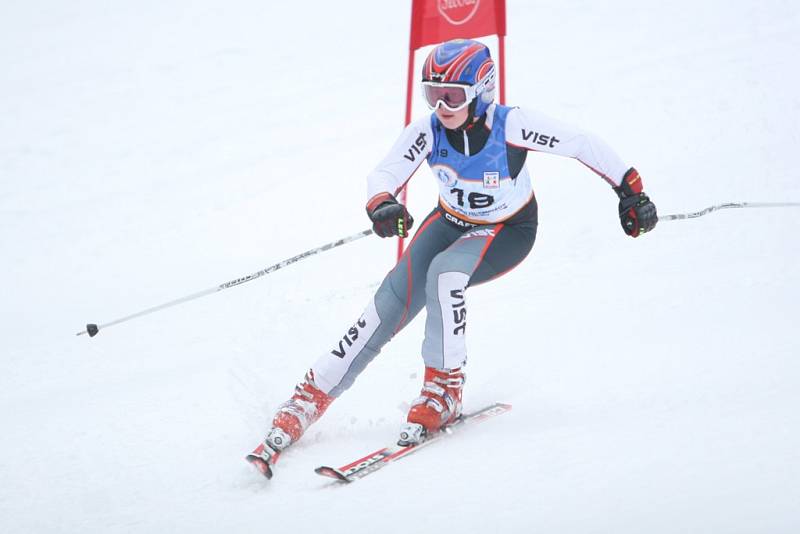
[367,103,630,224]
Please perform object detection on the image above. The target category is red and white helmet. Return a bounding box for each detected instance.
[421,39,496,117]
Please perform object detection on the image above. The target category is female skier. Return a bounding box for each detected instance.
[247,39,657,477]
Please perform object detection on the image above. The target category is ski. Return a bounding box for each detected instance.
[314,402,512,483]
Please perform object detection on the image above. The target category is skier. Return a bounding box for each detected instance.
[248,39,657,477]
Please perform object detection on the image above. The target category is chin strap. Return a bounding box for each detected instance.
[460,99,480,129]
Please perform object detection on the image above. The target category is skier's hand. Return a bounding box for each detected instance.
[366,193,414,238]
[613,168,657,237]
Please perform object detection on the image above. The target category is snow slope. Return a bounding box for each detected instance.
[2,1,799,532]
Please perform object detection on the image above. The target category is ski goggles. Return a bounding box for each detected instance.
[422,82,475,111]
[422,69,496,112]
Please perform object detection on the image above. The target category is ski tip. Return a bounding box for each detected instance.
[314,465,351,483]
[483,402,511,412]
[246,454,274,480]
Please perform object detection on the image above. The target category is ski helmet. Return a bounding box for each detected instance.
[421,39,496,119]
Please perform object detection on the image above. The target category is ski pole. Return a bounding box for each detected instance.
[77,228,374,338]
[78,201,798,338]
[659,201,800,221]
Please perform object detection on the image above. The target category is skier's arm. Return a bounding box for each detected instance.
[365,117,432,238]
[366,116,433,202]
[506,107,632,186]
[506,107,657,236]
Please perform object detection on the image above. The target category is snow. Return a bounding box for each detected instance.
[2,1,799,532]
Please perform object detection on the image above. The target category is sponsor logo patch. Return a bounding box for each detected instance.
[483,171,500,189]
[436,167,458,187]
[450,288,467,335]
[460,228,495,239]
[521,129,560,148]
[445,212,477,228]
[403,132,428,162]
[331,317,368,358]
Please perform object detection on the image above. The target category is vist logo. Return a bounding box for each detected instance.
[438,0,481,26]
[450,288,467,335]
[521,129,560,148]
[483,171,500,189]
[331,317,367,358]
[403,132,428,162]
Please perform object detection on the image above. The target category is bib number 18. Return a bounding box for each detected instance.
[450,188,494,209]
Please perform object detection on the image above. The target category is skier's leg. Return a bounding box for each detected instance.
[403,219,537,439]
[311,210,461,397]
[468,218,538,286]
[422,218,537,367]
[266,210,461,450]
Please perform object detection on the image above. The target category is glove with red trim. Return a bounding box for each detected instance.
[366,192,414,238]
[613,168,657,237]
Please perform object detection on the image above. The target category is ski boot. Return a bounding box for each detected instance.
[398,366,465,446]
[245,427,291,479]
[246,370,334,478]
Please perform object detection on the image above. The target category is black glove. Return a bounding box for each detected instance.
[613,168,657,237]
[366,193,414,238]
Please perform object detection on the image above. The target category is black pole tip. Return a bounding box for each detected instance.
[86,324,99,337]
